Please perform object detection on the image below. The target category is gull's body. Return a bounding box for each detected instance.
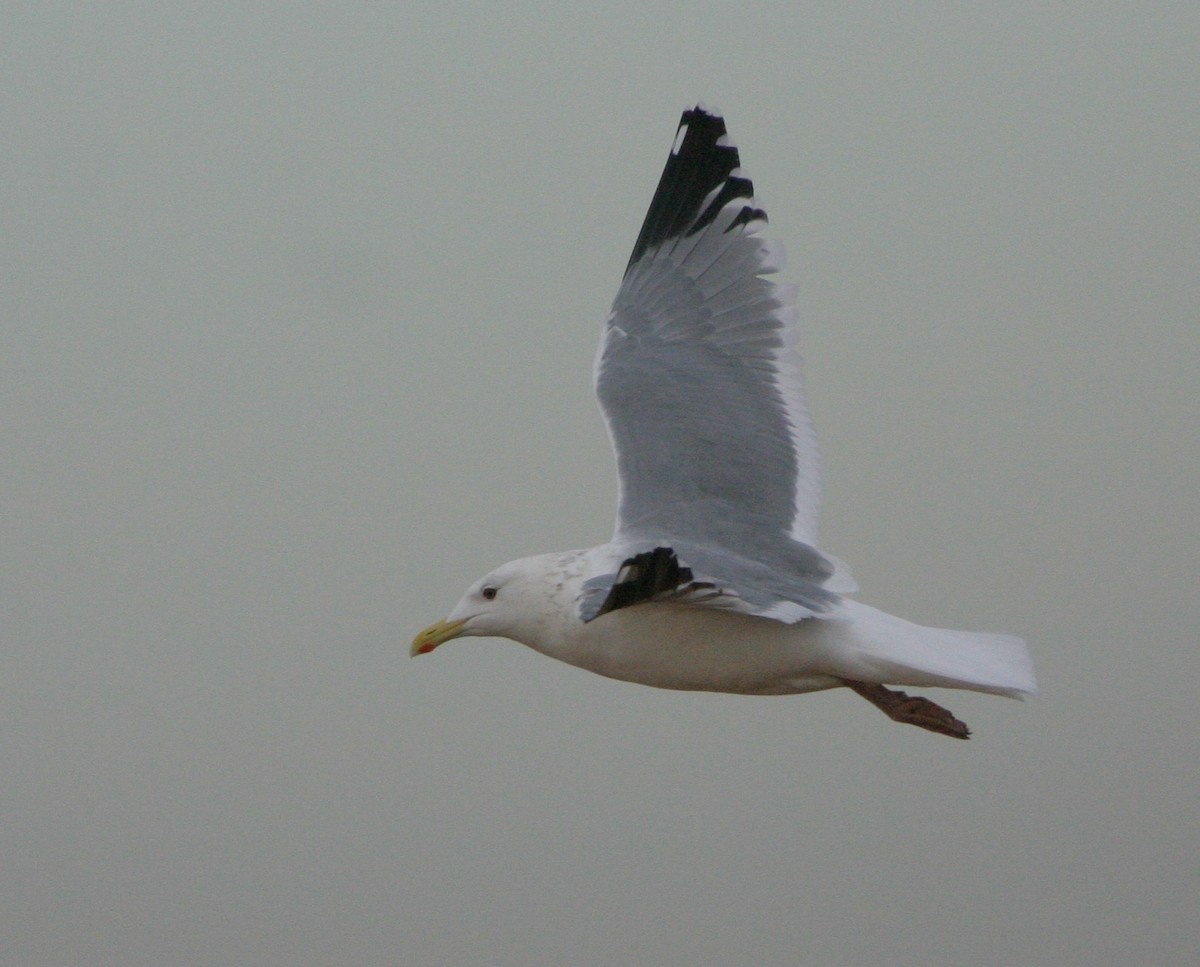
[428,550,1033,702]
[413,107,1036,738]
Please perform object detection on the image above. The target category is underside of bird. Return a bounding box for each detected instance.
[843,680,971,739]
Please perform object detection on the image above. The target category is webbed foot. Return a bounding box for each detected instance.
[843,680,971,740]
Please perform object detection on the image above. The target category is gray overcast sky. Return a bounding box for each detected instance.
[4,4,1197,966]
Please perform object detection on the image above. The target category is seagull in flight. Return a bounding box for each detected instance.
[412,106,1036,738]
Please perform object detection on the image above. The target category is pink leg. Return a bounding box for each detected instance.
[843,680,971,740]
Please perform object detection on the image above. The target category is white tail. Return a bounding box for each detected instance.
[825,599,1038,697]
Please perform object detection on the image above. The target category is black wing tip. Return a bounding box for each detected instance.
[675,104,729,147]
[591,547,693,620]
[624,106,761,274]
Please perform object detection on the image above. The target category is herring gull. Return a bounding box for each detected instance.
[412,106,1036,738]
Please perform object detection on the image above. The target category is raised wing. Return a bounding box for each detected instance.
[592,107,837,617]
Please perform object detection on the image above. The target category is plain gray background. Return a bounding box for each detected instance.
[4,4,1197,966]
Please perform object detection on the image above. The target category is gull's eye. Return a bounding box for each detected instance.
[481,586,498,601]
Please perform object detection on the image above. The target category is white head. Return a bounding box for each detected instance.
[410,553,577,657]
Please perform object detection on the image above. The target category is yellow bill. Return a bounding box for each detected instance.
[410,617,468,657]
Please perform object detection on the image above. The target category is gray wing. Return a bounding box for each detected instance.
[588,107,845,623]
